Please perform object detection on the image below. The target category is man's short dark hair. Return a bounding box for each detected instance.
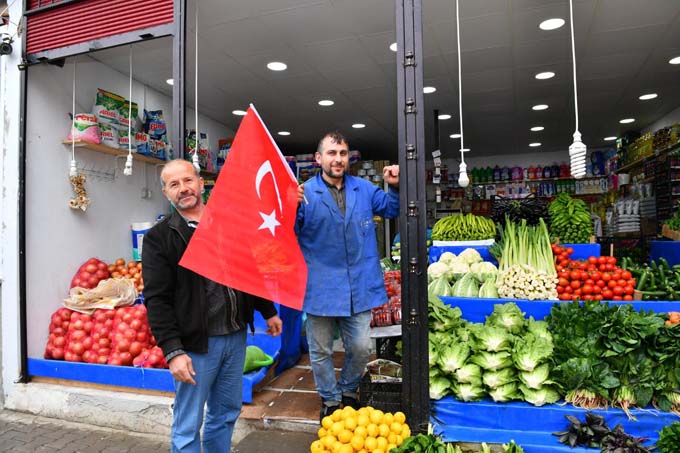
[317,131,349,153]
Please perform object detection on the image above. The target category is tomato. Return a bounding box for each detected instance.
[82,337,93,350]
[598,264,607,272]
[558,294,569,300]
[124,329,137,341]
[583,295,593,301]
[623,295,634,301]
[590,271,601,281]
[136,330,149,343]
[592,285,602,295]
[122,313,134,325]
[573,289,582,297]
[613,286,625,296]
[52,348,64,360]
[582,285,593,295]
[566,247,574,255]
[621,270,632,280]
[97,355,108,364]
[71,330,86,341]
[588,256,598,265]
[613,295,623,301]
[624,286,634,296]
[570,271,581,281]
[98,337,110,348]
[558,278,569,287]
[595,280,606,289]
[585,279,594,286]
[608,280,618,289]
[117,339,131,352]
[607,256,617,265]
[597,256,606,264]
[129,341,143,357]
[602,273,612,282]
[602,289,613,300]
[570,280,581,289]
[605,263,615,272]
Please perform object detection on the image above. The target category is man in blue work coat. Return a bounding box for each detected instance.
[295,131,400,421]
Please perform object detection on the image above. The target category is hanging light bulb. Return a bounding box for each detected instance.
[123,154,133,176]
[192,151,201,174]
[568,0,586,179]
[69,159,78,177]
[458,161,469,188]
[569,131,587,178]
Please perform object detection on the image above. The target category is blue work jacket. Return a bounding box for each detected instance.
[295,173,400,316]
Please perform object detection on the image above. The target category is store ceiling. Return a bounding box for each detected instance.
[90,0,680,161]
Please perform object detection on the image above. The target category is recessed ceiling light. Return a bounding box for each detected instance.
[438,114,452,120]
[529,142,542,147]
[530,126,545,132]
[539,18,565,30]
[267,61,287,71]
[318,99,335,106]
[604,136,617,141]
[535,71,555,80]
[639,93,658,100]
[619,118,635,124]
[352,123,366,129]
[166,78,174,86]
[389,42,397,52]
[450,134,461,139]
[277,131,291,136]
[532,104,549,111]
[232,110,247,116]
[423,86,437,94]
[669,56,680,65]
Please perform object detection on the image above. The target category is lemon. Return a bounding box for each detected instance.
[366,423,379,438]
[387,433,398,445]
[331,409,344,422]
[331,421,345,437]
[390,422,402,435]
[363,437,377,451]
[388,443,397,451]
[318,427,328,438]
[322,416,334,430]
[353,426,368,439]
[369,410,384,425]
[310,439,324,453]
[332,440,343,453]
[376,436,388,451]
[342,406,356,417]
[382,413,394,425]
[337,429,353,444]
[344,416,357,431]
[395,434,404,446]
[322,435,336,449]
[378,424,390,438]
[393,411,406,424]
[373,449,385,453]
[338,444,354,453]
[357,407,369,417]
[350,435,364,451]
[356,414,370,427]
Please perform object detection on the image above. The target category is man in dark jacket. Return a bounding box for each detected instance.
[143,159,282,453]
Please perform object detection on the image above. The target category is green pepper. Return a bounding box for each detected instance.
[637,270,648,291]
[659,257,671,271]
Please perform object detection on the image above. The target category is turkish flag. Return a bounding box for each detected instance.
[179,105,307,310]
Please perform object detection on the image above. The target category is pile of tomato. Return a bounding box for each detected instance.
[552,244,636,301]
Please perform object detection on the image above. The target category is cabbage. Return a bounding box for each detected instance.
[512,333,553,372]
[430,376,452,400]
[487,382,519,402]
[455,363,482,384]
[438,251,457,264]
[458,248,483,265]
[482,367,517,389]
[518,363,552,389]
[479,278,499,298]
[454,383,486,402]
[448,260,471,276]
[428,261,451,282]
[470,261,498,282]
[471,351,512,371]
[519,384,560,406]
[486,303,526,334]
[437,342,471,373]
[428,276,452,298]
[428,338,439,368]
[473,326,512,352]
[526,317,552,343]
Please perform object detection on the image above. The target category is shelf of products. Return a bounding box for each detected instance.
[63,140,219,180]
[615,141,680,174]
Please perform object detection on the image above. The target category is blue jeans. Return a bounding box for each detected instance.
[171,330,246,453]
[306,310,372,402]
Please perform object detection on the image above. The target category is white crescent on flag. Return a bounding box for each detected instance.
[255,160,282,236]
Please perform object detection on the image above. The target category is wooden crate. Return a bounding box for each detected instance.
[662,224,680,241]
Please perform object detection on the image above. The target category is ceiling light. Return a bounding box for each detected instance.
[318,99,334,106]
[532,104,549,111]
[438,114,452,120]
[539,18,565,30]
[450,133,461,139]
[267,61,287,71]
[604,136,617,141]
[352,123,366,129]
[619,118,635,124]
[639,93,658,100]
[423,86,437,94]
[530,126,545,132]
[277,131,291,136]
[529,142,541,147]
[669,56,680,65]
[166,78,174,86]
[232,110,247,116]
[389,42,397,52]
[535,71,555,80]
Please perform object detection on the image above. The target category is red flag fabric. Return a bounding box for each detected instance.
[179,105,307,310]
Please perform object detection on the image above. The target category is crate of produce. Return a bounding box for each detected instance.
[359,373,402,413]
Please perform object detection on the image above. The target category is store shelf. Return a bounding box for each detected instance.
[63,140,166,165]
[616,141,680,174]
[63,140,221,180]
[472,175,604,186]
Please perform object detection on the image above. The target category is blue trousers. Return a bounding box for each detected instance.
[306,311,372,402]
[171,330,246,453]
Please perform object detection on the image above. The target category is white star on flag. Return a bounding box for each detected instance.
[258,209,281,236]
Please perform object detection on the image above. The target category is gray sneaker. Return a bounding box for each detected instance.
[319,400,340,423]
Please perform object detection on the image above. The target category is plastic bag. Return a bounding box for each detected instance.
[64,278,137,314]
[243,345,274,373]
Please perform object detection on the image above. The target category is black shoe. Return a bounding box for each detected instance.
[320,400,340,423]
[342,394,361,410]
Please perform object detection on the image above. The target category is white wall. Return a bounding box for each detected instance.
[25,58,233,357]
[643,106,680,134]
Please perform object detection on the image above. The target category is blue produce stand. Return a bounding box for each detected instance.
[561,243,600,260]
[429,296,680,450]
[650,240,680,266]
[429,243,601,265]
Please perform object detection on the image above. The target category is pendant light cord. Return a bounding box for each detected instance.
[455,0,465,162]
[192,3,200,172]
[569,0,579,132]
[71,61,76,161]
[123,45,134,176]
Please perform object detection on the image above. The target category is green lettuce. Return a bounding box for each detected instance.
[437,342,470,373]
[518,363,552,389]
[454,383,486,402]
[512,333,553,372]
[471,351,512,372]
[455,363,482,384]
[488,382,519,402]
[483,368,517,389]
[486,303,526,334]
[519,384,560,406]
[474,326,513,352]
[430,376,452,400]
